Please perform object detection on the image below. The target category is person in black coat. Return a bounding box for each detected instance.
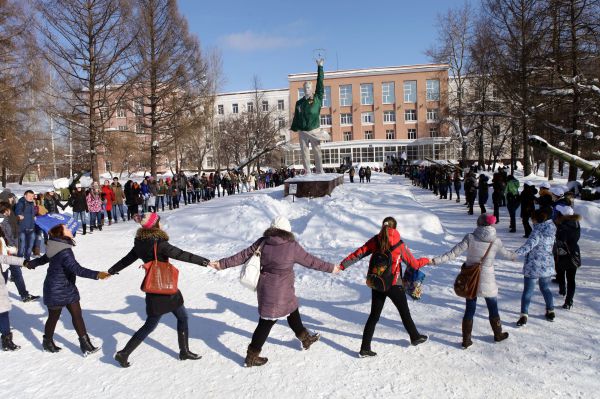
[553,205,581,309]
[520,182,537,238]
[26,224,110,355]
[68,184,89,235]
[491,173,505,223]
[464,172,477,215]
[108,213,210,368]
[478,174,490,215]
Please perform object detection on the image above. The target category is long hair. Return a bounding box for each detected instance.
[377,216,397,253]
[49,224,67,239]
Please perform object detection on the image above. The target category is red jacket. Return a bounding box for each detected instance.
[101,185,116,211]
[341,228,429,285]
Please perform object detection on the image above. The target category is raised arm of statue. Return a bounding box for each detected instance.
[315,63,324,101]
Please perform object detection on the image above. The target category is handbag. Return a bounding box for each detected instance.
[240,240,265,291]
[402,266,426,300]
[453,241,493,299]
[141,242,179,295]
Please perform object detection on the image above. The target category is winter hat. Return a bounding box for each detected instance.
[271,216,292,232]
[539,182,551,190]
[550,186,565,197]
[135,212,160,229]
[477,213,497,227]
[555,204,574,216]
[75,183,82,188]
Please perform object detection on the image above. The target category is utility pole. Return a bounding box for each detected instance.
[69,121,73,178]
[50,116,57,179]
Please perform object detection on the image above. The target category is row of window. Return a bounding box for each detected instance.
[339,127,437,141]
[319,108,439,126]
[217,117,287,131]
[217,99,285,115]
[298,80,441,106]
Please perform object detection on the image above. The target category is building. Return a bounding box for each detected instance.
[286,64,455,169]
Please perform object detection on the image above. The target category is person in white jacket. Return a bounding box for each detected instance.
[431,214,517,348]
[0,229,26,351]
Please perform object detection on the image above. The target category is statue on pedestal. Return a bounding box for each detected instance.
[290,58,330,174]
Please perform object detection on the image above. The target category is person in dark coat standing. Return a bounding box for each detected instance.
[453,169,462,203]
[213,216,338,367]
[464,173,477,215]
[340,216,429,357]
[520,182,537,238]
[505,175,520,233]
[553,205,581,309]
[478,174,490,215]
[108,213,210,368]
[26,224,110,355]
[68,184,89,235]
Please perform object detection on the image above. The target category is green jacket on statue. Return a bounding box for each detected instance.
[290,65,324,132]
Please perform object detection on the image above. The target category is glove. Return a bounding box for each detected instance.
[97,271,111,280]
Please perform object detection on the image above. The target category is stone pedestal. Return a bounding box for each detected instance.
[284,174,344,198]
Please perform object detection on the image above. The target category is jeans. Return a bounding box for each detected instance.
[112,204,125,221]
[249,308,305,351]
[9,265,29,298]
[0,311,10,335]
[454,184,461,201]
[155,196,165,211]
[178,189,188,205]
[89,211,102,227]
[73,211,87,226]
[132,305,188,342]
[18,229,36,261]
[521,276,554,314]
[464,297,499,321]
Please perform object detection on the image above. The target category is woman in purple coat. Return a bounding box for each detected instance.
[212,216,340,367]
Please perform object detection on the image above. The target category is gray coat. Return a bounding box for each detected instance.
[1,253,26,313]
[219,228,335,319]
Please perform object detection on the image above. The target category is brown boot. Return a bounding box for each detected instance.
[244,345,268,367]
[297,329,320,350]
[462,318,473,349]
[489,317,509,342]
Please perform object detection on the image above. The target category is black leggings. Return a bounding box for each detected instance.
[249,308,305,351]
[361,286,420,351]
[45,301,87,338]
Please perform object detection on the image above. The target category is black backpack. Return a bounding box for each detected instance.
[366,240,403,292]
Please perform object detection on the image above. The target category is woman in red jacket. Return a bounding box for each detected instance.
[101,180,116,226]
[340,216,429,357]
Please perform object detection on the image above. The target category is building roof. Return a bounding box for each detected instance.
[288,64,450,82]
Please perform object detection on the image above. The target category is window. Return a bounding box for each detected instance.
[217,104,224,115]
[298,88,305,100]
[340,113,353,125]
[361,147,374,161]
[383,110,396,123]
[340,148,351,163]
[364,130,374,140]
[360,83,373,105]
[133,99,143,116]
[339,85,352,106]
[218,121,224,131]
[278,117,286,128]
[99,107,109,120]
[277,99,284,111]
[361,112,374,124]
[323,86,331,107]
[375,147,384,162]
[429,127,439,137]
[206,140,212,150]
[408,128,417,140]
[386,129,396,140]
[135,124,144,134]
[405,109,417,122]
[246,102,254,112]
[232,103,238,114]
[118,125,128,131]
[426,79,440,101]
[404,81,416,103]
[343,131,353,141]
[320,114,332,126]
[206,157,214,168]
[116,102,126,118]
[262,100,269,112]
[426,108,439,121]
[382,82,395,104]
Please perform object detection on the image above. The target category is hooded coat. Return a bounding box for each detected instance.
[515,219,557,278]
[554,214,582,270]
[432,226,517,297]
[108,228,209,316]
[28,238,100,307]
[218,228,335,319]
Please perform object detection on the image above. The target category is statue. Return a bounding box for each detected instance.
[290,58,330,174]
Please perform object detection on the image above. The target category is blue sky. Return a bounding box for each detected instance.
[179,0,466,92]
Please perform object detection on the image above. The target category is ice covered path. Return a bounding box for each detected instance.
[2,174,599,399]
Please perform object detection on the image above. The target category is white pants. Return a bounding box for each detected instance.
[298,129,330,174]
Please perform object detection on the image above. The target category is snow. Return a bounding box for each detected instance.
[2,173,600,398]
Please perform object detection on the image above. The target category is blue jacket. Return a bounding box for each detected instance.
[28,238,99,307]
[14,197,36,232]
[515,219,556,278]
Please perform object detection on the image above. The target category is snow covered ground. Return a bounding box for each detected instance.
[2,173,599,398]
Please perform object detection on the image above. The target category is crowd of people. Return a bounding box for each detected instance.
[0,165,585,371]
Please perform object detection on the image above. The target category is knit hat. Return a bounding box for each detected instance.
[271,216,291,232]
[555,204,574,216]
[136,212,160,229]
[539,182,551,189]
[550,186,564,197]
[477,213,496,226]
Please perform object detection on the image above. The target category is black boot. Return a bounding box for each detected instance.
[411,334,428,346]
[82,224,87,235]
[90,225,94,233]
[42,335,62,353]
[2,333,21,351]
[490,317,509,342]
[296,329,320,350]
[461,318,473,349]
[244,345,268,367]
[79,334,100,356]
[115,338,143,368]
[177,330,201,361]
